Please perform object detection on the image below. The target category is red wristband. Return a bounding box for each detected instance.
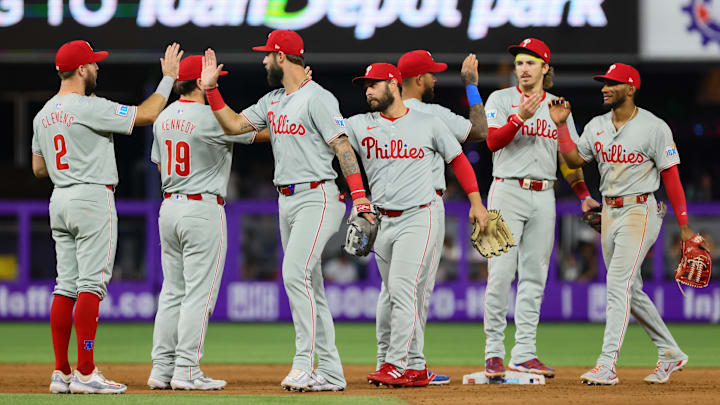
[557,123,577,154]
[570,180,591,201]
[346,172,366,200]
[206,87,226,111]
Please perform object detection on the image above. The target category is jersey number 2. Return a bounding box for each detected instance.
[53,134,69,170]
[164,140,190,176]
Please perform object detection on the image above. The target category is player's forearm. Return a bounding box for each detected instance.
[661,165,689,226]
[135,75,175,127]
[556,123,585,168]
[31,154,49,178]
[205,87,256,135]
[486,116,523,152]
[467,103,489,142]
[255,128,271,143]
[330,136,367,199]
[560,158,591,201]
[467,191,483,207]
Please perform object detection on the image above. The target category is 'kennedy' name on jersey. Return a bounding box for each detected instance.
[160,118,196,135]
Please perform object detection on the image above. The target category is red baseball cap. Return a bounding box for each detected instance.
[177,55,228,81]
[507,38,551,64]
[55,40,108,72]
[352,63,402,86]
[593,63,641,89]
[252,30,304,56]
[397,50,447,79]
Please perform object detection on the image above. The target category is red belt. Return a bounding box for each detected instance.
[436,190,443,196]
[604,193,648,208]
[164,192,224,205]
[378,203,430,218]
[495,177,549,191]
[106,185,115,192]
[277,180,325,196]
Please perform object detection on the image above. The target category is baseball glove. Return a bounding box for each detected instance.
[582,206,602,233]
[675,234,713,295]
[343,205,380,257]
[471,210,516,258]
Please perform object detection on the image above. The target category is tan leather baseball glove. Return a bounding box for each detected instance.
[471,209,516,258]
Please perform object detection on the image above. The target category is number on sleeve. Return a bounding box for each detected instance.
[53,134,69,170]
[164,139,191,177]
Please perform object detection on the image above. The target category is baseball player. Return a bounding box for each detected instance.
[549,63,706,385]
[146,55,256,391]
[345,63,489,387]
[482,38,600,379]
[33,40,182,394]
[367,50,489,386]
[200,30,373,392]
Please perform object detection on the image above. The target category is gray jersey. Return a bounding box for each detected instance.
[31,94,138,187]
[576,108,680,197]
[241,80,346,186]
[345,108,462,210]
[485,87,579,180]
[151,101,254,198]
[404,98,471,191]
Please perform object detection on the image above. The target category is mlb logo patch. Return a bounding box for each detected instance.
[115,104,129,117]
[334,116,345,128]
[486,109,497,119]
[55,103,62,109]
[665,144,678,158]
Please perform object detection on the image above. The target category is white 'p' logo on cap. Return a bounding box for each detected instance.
[607,64,616,73]
[366,66,372,74]
[522,39,531,47]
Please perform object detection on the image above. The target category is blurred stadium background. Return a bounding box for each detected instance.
[1,0,720,326]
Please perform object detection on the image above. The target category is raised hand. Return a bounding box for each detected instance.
[548,97,572,126]
[160,42,183,79]
[304,65,313,81]
[461,53,479,85]
[518,93,542,121]
[200,48,224,90]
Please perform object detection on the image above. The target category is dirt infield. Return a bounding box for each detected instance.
[2,364,718,404]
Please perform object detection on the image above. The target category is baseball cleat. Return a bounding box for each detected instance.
[367,363,409,387]
[170,375,227,390]
[508,358,556,378]
[68,368,127,394]
[281,368,314,391]
[49,370,72,394]
[305,374,344,392]
[402,367,431,387]
[147,376,171,390]
[580,365,619,386]
[427,369,451,385]
[484,357,506,378]
[644,358,688,384]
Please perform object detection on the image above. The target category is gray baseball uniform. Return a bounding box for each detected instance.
[483,87,579,366]
[345,107,462,372]
[375,98,472,371]
[576,108,687,370]
[31,94,137,300]
[149,100,254,383]
[241,80,347,387]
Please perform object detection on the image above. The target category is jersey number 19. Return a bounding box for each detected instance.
[164,140,190,177]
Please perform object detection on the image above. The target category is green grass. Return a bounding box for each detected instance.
[1,322,719,368]
[0,394,406,405]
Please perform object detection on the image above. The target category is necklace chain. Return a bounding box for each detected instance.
[613,106,638,128]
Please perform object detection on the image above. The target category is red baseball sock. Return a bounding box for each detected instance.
[74,292,101,375]
[50,294,75,375]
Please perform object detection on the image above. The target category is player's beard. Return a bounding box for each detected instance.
[84,71,97,96]
[605,93,626,109]
[266,62,284,87]
[368,86,395,112]
[421,85,435,102]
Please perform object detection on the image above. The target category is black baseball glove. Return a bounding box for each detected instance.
[581,206,602,233]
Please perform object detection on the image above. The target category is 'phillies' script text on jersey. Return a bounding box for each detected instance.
[594,142,646,164]
[520,118,557,139]
[361,137,425,160]
[268,111,306,136]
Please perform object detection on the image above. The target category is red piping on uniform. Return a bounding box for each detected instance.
[611,204,648,370]
[286,79,312,96]
[380,108,409,122]
[302,183,327,374]
[403,204,432,366]
[420,222,440,328]
[240,112,259,133]
[103,188,113,287]
[194,205,225,379]
[178,99,197,103]
[483,180,499,357]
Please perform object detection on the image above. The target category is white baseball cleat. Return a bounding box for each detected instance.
[281,368,314,391]
[306,374,344,392]
[68,368,127,394]
[644,358,688,384]
[147,376,171,390]
[170,375,227,390]
[580,365,619,386]
[49,370,72,394]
